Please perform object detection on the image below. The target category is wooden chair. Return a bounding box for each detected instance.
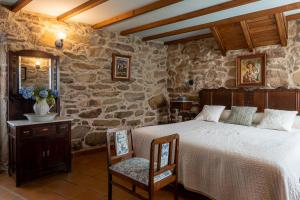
[106,128,179,200]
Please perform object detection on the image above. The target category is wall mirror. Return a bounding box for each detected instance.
[8,50,60,120]
[19,56,52,89]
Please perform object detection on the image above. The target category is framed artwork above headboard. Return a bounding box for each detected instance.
[199,87,300,113]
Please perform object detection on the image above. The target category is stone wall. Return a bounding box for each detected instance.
[167,20,300,102]
[0,6,169,151]
[0,32,8,170]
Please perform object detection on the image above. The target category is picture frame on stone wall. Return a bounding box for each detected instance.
[236,53,266,87]
[112,54,131,81]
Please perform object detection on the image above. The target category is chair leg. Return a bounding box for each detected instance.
[174,181,178,200]
[108,174,112,200]
[149,190,154,200]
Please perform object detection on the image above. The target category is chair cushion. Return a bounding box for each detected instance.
[109,157,172,185]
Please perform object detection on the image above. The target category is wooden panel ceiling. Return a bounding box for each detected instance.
[217,22,248,50]
[246,15,281,47]
[209,13,287,55]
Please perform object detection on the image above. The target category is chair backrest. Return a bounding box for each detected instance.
[106,128,134,167]
[149,134,180,185]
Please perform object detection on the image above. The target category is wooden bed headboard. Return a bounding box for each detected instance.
[199,88,300,113]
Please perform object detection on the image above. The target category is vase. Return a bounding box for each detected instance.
[33,98,50,115]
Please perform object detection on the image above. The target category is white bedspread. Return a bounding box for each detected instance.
[132,120,300,200]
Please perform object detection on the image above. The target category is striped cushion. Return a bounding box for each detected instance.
[225,106,257,126]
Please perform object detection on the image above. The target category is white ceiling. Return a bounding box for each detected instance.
[1,0,300,42]
[25,0,88,17]
[70,0,158,24]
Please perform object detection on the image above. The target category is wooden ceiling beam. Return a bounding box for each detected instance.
[287,13,300,21]
[57,0,108,21]
[275,13,288,46]
[142,2,300,41]
[92,0,182,29]
[240,21,254,51]
[121,0,258,35]
[211,27,226,56]
[164,33,213,45]
[284,13,288,38]
[11,0,32,12]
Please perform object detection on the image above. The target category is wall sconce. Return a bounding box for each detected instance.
[35,60,41,69]
[55,32,66,49]
[185,79,194,86]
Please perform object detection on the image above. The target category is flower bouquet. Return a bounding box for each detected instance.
[19,87,59,116]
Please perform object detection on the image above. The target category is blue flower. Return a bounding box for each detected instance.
[19,87,34,99]
[50,89,59,98]
[39,90,48,98]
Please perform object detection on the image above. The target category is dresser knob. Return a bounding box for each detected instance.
[41,128,49,132]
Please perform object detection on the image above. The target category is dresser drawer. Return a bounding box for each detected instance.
[57,124,69,135]
[20,128,33,138]
[33,126,56,136]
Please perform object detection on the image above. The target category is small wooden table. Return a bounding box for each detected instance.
[170,101,193,122]
[7,117,73,186]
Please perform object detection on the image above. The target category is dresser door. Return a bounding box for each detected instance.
[20,137,45,174]
[46,136,67,169]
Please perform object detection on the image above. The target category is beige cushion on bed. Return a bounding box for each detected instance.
[257,109,298,131]
[221,111,300,129]
[220,110,262,124]
[252,112,264,124]
[195,105,225,122]
[225,106,257,126]
[219,110,231,122]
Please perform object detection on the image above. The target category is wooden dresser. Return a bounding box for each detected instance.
[7,118,72,186]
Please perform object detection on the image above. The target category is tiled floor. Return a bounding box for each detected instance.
[0,151,211,200]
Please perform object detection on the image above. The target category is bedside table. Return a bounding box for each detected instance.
[170,101,193,122]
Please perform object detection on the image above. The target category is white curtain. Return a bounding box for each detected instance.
[0,33,8,171]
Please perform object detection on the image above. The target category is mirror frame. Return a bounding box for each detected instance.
[8,50,60,120]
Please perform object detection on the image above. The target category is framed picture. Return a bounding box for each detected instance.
[112,54,131,81]
[21,67,27,81]
[236,53,266,87]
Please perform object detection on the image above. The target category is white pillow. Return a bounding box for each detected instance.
[257,109,298,131]
[195,105,225,122]
[292,116,300,129]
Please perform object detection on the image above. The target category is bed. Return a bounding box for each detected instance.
[132,88,300,200]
